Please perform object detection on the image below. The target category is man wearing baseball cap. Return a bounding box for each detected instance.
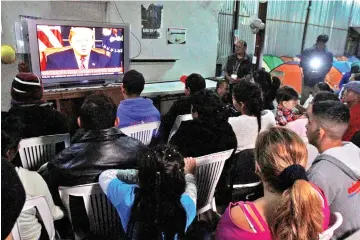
[339,62,360,89]
[342,81,360,141]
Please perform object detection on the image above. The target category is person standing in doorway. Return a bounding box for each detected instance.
[300,34,333,103]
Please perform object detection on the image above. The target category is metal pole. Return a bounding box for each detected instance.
[301,0,312,53]
[232,0,240,53]
[254,1,268,70]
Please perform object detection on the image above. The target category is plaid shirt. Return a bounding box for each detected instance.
[276,104,298,126]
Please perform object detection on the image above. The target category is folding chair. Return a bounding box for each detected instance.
[319,212,343,240]
[11,196,56,240]
[168,114,192,142]
[120,121,160,145]
[59,183,123,240]
[195,149,233,215]
[18,133,70,171]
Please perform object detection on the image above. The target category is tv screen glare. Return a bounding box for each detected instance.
[27,20,130,86]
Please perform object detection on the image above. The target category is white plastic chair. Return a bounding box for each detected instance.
[58,183,123,240]
[168,114,193,143]
[11,196,56,240]
[319,212,343,240]
[18,133,70,171]
[345,230,360,240]
[195,149,233,215]
[120,121,160,145]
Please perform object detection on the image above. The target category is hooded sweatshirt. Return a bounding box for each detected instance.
[117,97,160,128]
[307,142,360,239]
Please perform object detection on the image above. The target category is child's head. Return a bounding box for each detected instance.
[276,86,299,110]
[128,145,187,239]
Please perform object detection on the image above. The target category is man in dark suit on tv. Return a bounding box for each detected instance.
[46,27,110,70]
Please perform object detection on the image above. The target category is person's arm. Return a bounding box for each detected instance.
[324,52,334,75]
[99,169,138,195]
[223,57,235,83]
[30,171,64,220]
[99,169,137,230]
[181,158,197,230]
[299,49,309,69]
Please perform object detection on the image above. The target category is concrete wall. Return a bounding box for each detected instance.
[1,1,221,111]
[1,1,107,111]
[106,1,221,82]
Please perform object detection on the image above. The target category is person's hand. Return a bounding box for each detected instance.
[184,157,196,175]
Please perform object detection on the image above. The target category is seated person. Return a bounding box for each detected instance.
[216,127,330,240]
[216,79,230,103]
[254,70,275,110]
[342,81,360,141]
[229,81,275,152]
[170,89,237,157]
[7,73,69,139]
[288,91,339,142]
[99,145,197,239]
[2,116,64,240]
[303,82,334,108]
[307,100,360,238]
[2,158,26,240]
[46,94,145,192]
[351,131,360,148]
[216,79,239,117]
[288,91,339,168]
[339,62,360,89]
[46,27,110,70]
[275,86,300,126]
[157,73,206,143]
[117,70,160,128]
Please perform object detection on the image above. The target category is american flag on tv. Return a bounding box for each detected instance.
[37,26,63,70]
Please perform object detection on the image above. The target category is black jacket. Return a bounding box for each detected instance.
[224,53,253,81]
[156,96,192,143]
[47,127,145,189]
[7,103,69,139]
[169,119,237,157]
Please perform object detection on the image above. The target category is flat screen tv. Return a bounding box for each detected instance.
[27,19,130,87]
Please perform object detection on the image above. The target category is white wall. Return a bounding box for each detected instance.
[106,1,221,82]
[1,1,107,111]
[1,1,221,111]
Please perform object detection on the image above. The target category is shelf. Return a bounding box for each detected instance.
[130,59,179,63]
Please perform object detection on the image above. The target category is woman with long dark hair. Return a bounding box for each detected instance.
[170,89,237,157]
[216,127,330,240]
[99,145,197,239]
[229,81,275,152]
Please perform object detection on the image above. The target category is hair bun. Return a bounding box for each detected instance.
[278,164,308,191]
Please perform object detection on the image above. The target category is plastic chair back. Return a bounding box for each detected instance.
[18,133,70,171]
[120,121,160,145]
[195,149,233,215]
[11,196,55,240]
[59,183,123,239]
[168,114,192,142]
[319,212,343,240]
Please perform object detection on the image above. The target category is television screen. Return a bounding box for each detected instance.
[36,24,124,79]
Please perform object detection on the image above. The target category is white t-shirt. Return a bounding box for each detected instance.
[15,167,64,240]
[229,110,276,152]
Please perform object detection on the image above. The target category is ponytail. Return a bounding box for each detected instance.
[269,180,324,240]
[255,128,325,240]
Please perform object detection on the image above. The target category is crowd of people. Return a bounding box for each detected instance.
[2,48,360,240]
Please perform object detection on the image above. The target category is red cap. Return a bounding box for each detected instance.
[180,75,187,84]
